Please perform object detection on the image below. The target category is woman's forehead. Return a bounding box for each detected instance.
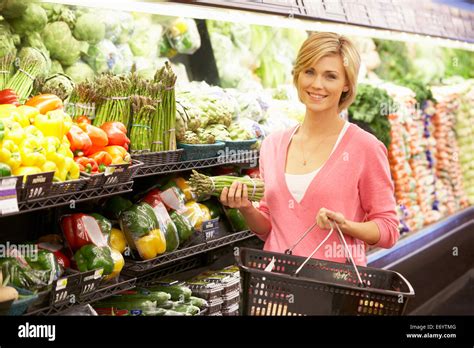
[307,54,345,72]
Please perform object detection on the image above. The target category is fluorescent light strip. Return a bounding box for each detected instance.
[41,0,474,51]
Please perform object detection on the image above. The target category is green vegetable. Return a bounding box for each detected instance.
[74,244,114,275]
[23,249,61,284]
[163,309,188,316]
[0,0,36,19]
[64,61,95,83]
[374,39,414,82]
[0,53,15,90]
[187,296,208,309]
[73,13,105,44]
[42,21,87,66]
[0,257,49,291]
[0,163,11,177]
[49,60,63,74]
[91,213,112,235]
[157,300,174,310]
[10,3,47,35]
[148,284,192,301]
[224,207,249,232]
[171,302,200,315]
[201,199,223,220]
[103,196,133,220]
[119,202,159,239]
[40,73,75,101]
[163,221,179,253]
[21,32,50,58]
[188,170,265,202]
[170,211,194,243]
[129,19,162,58]
[42,4,76,29]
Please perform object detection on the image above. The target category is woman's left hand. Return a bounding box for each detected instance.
[316,208,346,230]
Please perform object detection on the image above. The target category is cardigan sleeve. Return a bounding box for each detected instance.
[358,140,400,248]
[254,137,272,241]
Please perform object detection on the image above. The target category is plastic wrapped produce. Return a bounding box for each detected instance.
[166,18,201,55]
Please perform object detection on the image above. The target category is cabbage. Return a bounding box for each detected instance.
[64,61,95,83]
[42,22,87,66]
[117,43,134,73]
[73,13,105,44]
[0,18,18,57]
[10,3,47,35]
[17,46,51,77]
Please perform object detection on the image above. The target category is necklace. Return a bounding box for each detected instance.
[301,136,328,166]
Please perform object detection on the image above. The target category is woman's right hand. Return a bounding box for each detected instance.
[219,181,252,210]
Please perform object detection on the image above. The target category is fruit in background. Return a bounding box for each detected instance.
[61,213,107,252]
[100,122,130,150]
[170,211,194,243]
[33,110,72,140]
[0,89,20,106]
[108,228,127,254]
[103,145,131,164]
[103,196,133,220]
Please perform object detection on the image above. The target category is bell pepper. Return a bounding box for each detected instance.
[13,166,42,182]
[23,248,61,276]
[104,248,124,280]
[108,228,127,254]
[61,213,108,252]
[0,162,11,177]
[103,196,133,220]
[0,119,5,141]
[0,104,16,119]
[16,105,39,125]
[53,249,70,269]
[74,244,114,275]
[11,109,29,128]
[75,157,98,174]
[142,189,163,208]
[25,94,63,114]
[0,89,20,106]
[67,125,92,157]
[20,137,47,167]
[57,157,80,181]
[75,115,91,125]
[91,213,112,235]
[89,151,112,172]
[78,123,108,156]
[0,140,22,170]
[173,177,196,202]
[43,136,68,181]
[58,141,74,159]
[104,145,131,164]
[24,125,44,139]
[41,160,57,174]
[33,110,72,140]
[4,120,25,145]
[100,122,130,150]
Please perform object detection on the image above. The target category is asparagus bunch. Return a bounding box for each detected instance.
[93,74,131,128]
[0,53,15,90]
[66,81,98,120]
[130,95,157,152]
[188,170,265,201]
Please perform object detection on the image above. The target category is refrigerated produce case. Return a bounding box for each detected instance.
[0,0,473,316]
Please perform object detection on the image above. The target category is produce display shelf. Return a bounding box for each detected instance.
[134,153,259,178]
[123,230,255,275]
[25,277,137,316]
[2,182,134,217]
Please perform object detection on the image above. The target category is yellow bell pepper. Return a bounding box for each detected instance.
[41,160,57,173]
[56,157,80,181]
[0,104,16,119]
[16,105,39,125]
[0,140,22,170]
[13,166,42,182]
[3,120,25,145]
[104,248,125,281]
[109,228,127,254]
[58,142,74,159]
[24,125,44,139]
[12,110,29,128]
[20,137,47,167]
[134,228,166,260]
[33,110,72,140]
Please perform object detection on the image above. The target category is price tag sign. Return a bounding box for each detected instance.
[50,273,81,306]
[80,269,103,298]
[202,218,220,242]
[0,177,19,215]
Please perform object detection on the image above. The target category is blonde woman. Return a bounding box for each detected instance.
[220,32,399,266]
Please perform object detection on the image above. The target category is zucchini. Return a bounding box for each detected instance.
[224,207,248,232]
[170,211,194,243]
[149,284,192,301]
[187,296,208,309]
[163,221,180,252]
[157,300,174,309]
[163,309,189,316]
[135,289,172,305]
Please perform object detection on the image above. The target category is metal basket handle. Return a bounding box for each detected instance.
[285,220,365,287]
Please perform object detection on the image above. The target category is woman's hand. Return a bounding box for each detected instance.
[220,181,252,210]
[316,207,346,230]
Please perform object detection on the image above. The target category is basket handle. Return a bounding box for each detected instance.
[292,221,365,288]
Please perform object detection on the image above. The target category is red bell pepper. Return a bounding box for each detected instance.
[79,123,108,156]
[67,125,92,157]
[243,167,260,178]
[88,151,113,172]
[75,115,91,125]
[25,94,63,114]
[0,89,20,106]
[100,122,130,150]
[60,213,107,252]
[142,189,164,208]
[74,157,99,174]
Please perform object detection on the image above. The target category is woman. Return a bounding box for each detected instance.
[220,32,399,266]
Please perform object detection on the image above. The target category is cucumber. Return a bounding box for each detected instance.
[163,309,189,316]
[135,289,171,305]
[187,296,209,309]
[149,284,192,301]
[172,303,200,315]
[145,308,167,316]
[170,211,194,243]
[224,207,248,232]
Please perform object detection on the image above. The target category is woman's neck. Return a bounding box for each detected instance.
[298,107,345,139]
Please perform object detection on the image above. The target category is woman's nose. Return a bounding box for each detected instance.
[311,75,324,89]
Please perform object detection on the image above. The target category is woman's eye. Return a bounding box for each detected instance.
[327,74,337,80]
[305,69,314,75]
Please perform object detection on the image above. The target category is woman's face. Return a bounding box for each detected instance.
[297,54,349,114]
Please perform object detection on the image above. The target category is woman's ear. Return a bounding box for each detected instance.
[343,86,349,92]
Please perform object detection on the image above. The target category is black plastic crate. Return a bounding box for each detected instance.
[131,149,183,166]
[238,248,415,316]
[48,178,87,197]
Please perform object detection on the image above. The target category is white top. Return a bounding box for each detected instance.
[285,121,350,203]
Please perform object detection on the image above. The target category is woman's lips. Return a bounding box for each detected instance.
[306,91,328,102]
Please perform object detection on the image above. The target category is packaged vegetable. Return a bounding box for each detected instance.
[74,244,114,275]
[170,211,194,243]
[61,213,108,253]
[149,201,180,252]
[166,18,201,55]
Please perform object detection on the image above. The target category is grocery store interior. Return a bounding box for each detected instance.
[0,0,473,317]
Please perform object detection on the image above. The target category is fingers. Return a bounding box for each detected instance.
[235,182,242,207]
[242,184,249,204]
[227,181,239,208]
[220,187,229,206]
[219,181,249,208]
[316,208,336,230]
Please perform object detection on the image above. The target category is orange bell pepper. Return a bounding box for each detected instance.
[104,146,131,164]
[89,151,113,172]
[75,115,91,125]
[25,94,63,114]
[79,123,108,156]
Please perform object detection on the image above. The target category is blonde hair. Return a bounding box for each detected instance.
[293,32,361,112]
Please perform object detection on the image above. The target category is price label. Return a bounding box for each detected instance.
[55,278,68,291]
[50,273,80,306]
[0,177,19,215]
[202,218,220,242]
[80,269,103,296]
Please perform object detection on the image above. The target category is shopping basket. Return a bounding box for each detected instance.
[237,221,415,316]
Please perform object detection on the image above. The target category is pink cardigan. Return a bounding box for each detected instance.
[256,123,399,266]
